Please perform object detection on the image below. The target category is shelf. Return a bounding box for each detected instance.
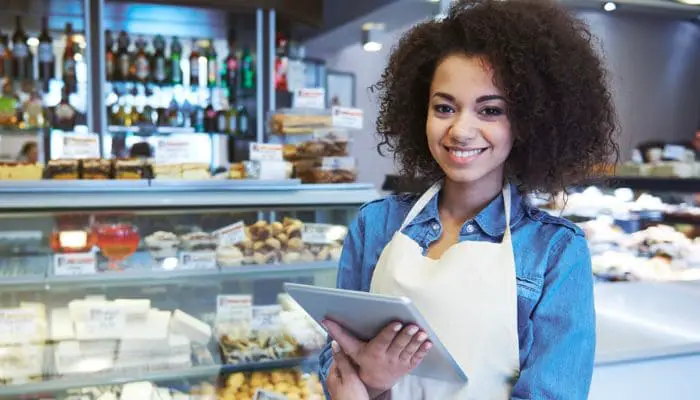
[0,127,45,135]
[0,181,380,210]
[583,177,700,194]
[0,358,307,397]
[0,260,338,291]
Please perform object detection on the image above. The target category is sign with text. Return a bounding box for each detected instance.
[155,138,194,164]
[84,305,125,337]
[62,135,100,159]
[331,106,363,129]
[293,88,326,109]
[179,251,217,270]
[216,295,253,323]
[0,309,37,340]
[249,143,283,161]
[54,252,97,276]
[213,221,246,246]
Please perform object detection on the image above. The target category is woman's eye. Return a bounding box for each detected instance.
[433,104,455,114]
[480,107,504,117]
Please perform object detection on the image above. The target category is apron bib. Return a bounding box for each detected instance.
[370,182,519,400]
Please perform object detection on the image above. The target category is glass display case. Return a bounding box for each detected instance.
[0,181,378,398]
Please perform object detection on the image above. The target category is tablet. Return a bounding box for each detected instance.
[284,283,467,383]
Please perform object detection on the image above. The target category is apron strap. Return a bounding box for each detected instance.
[400,181,514,238]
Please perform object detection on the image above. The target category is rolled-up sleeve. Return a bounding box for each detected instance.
[319,211,366,394]
[512,233,596,400]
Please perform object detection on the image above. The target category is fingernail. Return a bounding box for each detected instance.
[425,342,433,350]
[393,323,403,332]
[417,332,427,341]
[321,320,329,329]
[406,326,419,336]
[331,340,340,353]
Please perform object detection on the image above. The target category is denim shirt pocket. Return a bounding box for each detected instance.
[516,275,543,328]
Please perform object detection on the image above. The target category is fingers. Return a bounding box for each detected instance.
[410,341,433,368]
[386,325,420,358]
[328,360,341,386]
[323,320,363,359]
[332,341,356,380]
[397,329,428,362]
[369,321,404,351]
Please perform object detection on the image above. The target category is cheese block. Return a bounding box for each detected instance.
[97,393,119,400]
[169,310,211,345]
[114,299,151,318]
[156,389,173,400]
[120,381,157,400]
[122,310,170,341]
[50,308,75,341]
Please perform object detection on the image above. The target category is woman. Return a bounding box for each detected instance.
[17,141,39,164]
[319,0,618,399]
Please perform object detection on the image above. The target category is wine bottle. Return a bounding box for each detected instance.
[152,35,167,85]
[170,36,183,85]
[0,32,10,79]
[189,39,201,87]
[38,17,55,90]
[223,32,238,103]
[134,36,150,83]
[12,16,31,81]
[105,30,115,81]
[207,39,217,88]
[62,23,77,93]
[116,31,130,81]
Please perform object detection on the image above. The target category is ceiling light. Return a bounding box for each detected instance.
[363,42,382,52]
[603,2,617,12]
[677,0,700,5]
[26,37,39,47]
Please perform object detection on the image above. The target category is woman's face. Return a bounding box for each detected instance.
[426,54,513,187]
[27,145,38,163]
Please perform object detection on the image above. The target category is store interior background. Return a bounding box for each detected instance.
[304,0,700,189]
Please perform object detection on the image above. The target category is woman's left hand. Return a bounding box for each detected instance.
[327,341,370,400]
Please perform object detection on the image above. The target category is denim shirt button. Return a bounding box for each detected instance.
[432,223,440,231]
[465,224,476,233]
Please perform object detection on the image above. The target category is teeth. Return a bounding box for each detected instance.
[450,148,484,158]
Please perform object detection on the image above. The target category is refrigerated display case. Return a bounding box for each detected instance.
[0,181,378,398]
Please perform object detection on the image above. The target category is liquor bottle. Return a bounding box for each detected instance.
[53,87,76,131]
[170,36,183,85]
[226,105,238,134]
[12,16,31,81]
[204,101,216,132]
[191,104,204,132]
[23,89,45,128]
[152,35,167,85]
[167,98,184,127]
[216,108,228,133]
[105,30,115,81]
[222,33,238,103]
[189,39,201,87]
[0,81,18,128]
[38,17,55,90]
[0,32,10,79]
[207,40,217,88]
[274,31,288,91]
[240,47,254,91]
[134,37,150,83]
[62,23,77,93]
[237,104,249,137]
[116,31,131,81]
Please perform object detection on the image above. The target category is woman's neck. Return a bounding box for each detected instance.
[440,177,504,224]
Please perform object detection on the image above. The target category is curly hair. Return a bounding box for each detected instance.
[374,0,619,195]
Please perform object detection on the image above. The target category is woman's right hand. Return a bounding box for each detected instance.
[323,319,433,396]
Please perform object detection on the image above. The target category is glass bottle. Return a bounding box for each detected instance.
[116,31,131,82]
[38,17,55,91]
[189,39,201,87]
[134,37,150,84]
[0,32,10,79]
[23,89,45,128]
[53,88,76,131]
[223,33,238,104]
[237,104,249,137]
[170,36,182,85]
[62,23,77,94]
[12,16,31,81]
[240,47,254,91]
[0,81,18,128]
[105,30,115,81]
[191,104,204,132]
[152,35,167,85]
[207,39,217,88]
[204,101,216,132]
[226,105,238,135]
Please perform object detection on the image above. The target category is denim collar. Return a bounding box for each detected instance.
[405,183,525,237]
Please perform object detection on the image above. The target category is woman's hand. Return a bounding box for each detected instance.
[323,319,432,396]
[327,341,370,400]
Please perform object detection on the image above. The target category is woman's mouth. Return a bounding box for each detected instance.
[445,147,487,164]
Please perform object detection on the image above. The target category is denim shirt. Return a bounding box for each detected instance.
[318,184,596,400]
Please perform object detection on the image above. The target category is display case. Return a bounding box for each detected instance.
[0,181,378,398]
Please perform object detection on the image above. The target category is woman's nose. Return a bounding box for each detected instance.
[448,113,480,143]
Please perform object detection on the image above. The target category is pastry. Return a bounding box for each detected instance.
[182,163,210,180]
[287,237,304,251]
[180,232,217,252]
[115,159,144,180]
[153,163,181,180]
[144,231,180,259]
[265,238,282,251]
[229,163,246,179]
[82,158,111,179]
[217,245,244,267]
[46,159,79,180]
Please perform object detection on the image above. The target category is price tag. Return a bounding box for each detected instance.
[331,106,364,129]
[253,389,287,400]
[62,136,100,159]
[258,161,289,180]
[293,88,326,109]
[302,223,348,245]
[155,138,194,164]
[179,251,217,270]
[663,144,687,161]
[54,253,97,276]
[84,305,125,337]
[249,143,283,161]
[321,157,356,171]
[216,295,253,323]
[213,221,246,246]
[0,309,37,340]
[251,305,282,332]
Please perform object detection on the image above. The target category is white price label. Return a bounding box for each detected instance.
[84,306,125,337]
[249,143,283,161]
[251,305,282,331]
[179,251,217,270]
[214,221,246,246]
[321,157,355,171]
[62,136,100,159]
[156,138,195,164]
[253,389,287,400]
[663,144,687,161]
[0,309,37,339]
[54,253,97,276]
[293,88,326,109]
[216,295,253,323]
[331,106,363,129]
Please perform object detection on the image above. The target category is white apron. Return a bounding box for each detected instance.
[370,182,519,400]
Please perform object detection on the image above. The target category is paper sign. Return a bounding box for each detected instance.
[331,106,363,129]
[251,305,282,332]
[216,295,253,323]
[84,306,125,337]
[663,145,687,162]
[179,251,217,270]
[321,157,356,171]
[0,309,37,339]
[293,88,326,109]
[214,221,246,246]
[253,389,287,400]
[54,253,97,276]
[155,138,194,164]
[249,143,283,161]
[62,136,100,159]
